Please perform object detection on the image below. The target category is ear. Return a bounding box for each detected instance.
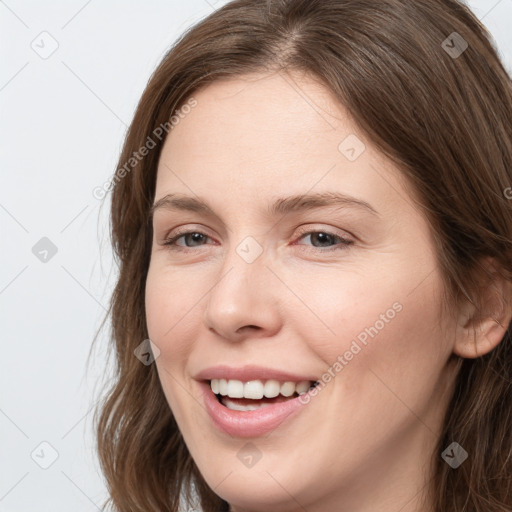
[453,258,512,359]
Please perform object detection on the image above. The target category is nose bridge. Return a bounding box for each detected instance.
[202,234,278,339]
[217,232,270,293]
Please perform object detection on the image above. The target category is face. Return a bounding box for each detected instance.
[145,70,460,512]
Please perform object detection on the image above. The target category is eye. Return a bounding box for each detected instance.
[163,229,213,250]
[293,229,354,252]
[162,227,354,253]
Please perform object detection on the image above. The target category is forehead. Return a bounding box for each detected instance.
[155,71,417,223]
[161,71,351,171]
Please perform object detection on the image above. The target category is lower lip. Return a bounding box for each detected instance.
[199,381,310,437]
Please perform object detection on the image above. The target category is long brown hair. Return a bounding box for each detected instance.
[91,1,512,510]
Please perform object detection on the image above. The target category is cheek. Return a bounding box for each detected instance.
[297,265,448,389]
[145,263,199,365]
[145,265,198,425]
[287,268,404,358]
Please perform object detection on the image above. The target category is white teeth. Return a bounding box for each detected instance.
[227,379,244,398]
[263,379,280,398]
[209,378,314,399]
[280,381,296,397]
[219,379,228,396]
[244,380,264,399]
[222,397,273,411]
[295,381,311,394]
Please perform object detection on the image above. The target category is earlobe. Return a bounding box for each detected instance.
[453,262,512,359]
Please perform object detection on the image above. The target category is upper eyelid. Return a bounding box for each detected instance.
[163,223,351,238]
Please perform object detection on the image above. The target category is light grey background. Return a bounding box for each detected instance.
[1,1,511,511]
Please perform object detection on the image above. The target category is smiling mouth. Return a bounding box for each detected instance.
[209,378,320,411]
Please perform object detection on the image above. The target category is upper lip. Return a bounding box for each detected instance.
[194,365,318,383]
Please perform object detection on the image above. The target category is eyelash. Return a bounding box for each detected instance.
[162,227,354,253]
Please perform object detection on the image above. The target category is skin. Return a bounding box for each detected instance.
[144,70,507,512]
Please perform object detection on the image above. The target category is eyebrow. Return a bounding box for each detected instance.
[149,191,379,220]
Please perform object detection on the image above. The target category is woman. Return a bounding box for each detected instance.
[92,0,512,510]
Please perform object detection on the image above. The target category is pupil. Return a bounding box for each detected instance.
[188,233,203,245]
[313,233,332,246]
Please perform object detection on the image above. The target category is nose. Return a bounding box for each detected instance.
[202,241,281,343]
